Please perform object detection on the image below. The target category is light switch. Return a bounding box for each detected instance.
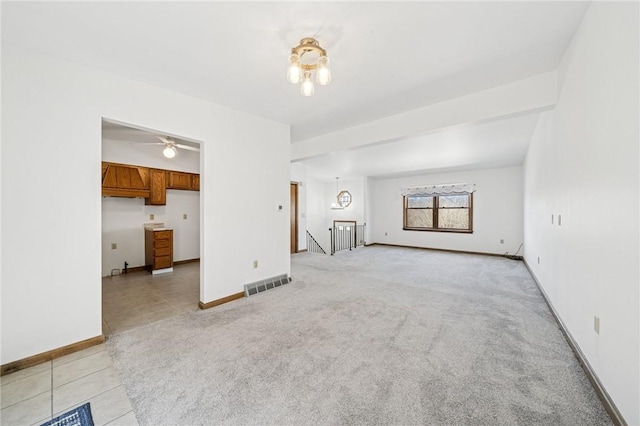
[111,243,117,250]
[183,214,187,219]
[150,214,155,220]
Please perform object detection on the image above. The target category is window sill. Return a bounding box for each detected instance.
[402,227,473,234]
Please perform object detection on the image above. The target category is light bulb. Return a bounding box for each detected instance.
[163,146,176,158]
[287,53,302,84]
[301,70,315,96]
[316,56,331,85]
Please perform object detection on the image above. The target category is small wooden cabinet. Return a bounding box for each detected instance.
[145,229,173,273]
[167,171,200,191]
[167,171,191,190]
[146,169,167,205]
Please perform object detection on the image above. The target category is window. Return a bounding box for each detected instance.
[403,193,473,233]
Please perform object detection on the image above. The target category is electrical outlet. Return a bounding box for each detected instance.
[111,243,117,250]
[150,214,155,220]
[183,214,187,219]
[500,239,504,244]
[594,316,600,335]
[253,260,258,269]
[385,232,388,236]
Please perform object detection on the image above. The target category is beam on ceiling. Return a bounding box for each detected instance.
[291,71,557,162]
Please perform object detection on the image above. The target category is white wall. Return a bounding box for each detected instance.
[304,174,329,252]
[370,166,523,255]
[524,3,639,424]
[101,191,200,276]
[326,177,366,227]
[290,162,307,252]
[1,47,290,365]
[102,139,201,276]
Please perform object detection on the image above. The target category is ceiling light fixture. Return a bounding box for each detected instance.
[162,145,177,158]
[330,177,351,210]
[287,37,331,96]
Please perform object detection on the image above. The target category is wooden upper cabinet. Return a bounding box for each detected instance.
[167,171,200,191]
[102,162,199,201]
[102,162,150,198]
[146,169,167,205]
[167,171,192,190]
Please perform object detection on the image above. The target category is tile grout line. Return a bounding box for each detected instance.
[105,409,135,426]
[53,383,123,421]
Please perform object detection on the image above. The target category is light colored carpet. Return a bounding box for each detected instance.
[107,246,612,425]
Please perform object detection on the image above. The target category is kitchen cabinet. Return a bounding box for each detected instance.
[167,171,192,190]
[101,162,150,198]
[101,162,199,202]
[146,169,167,205]
[191,174,200,190]
[145,228,173,273]
[167,171,199,191]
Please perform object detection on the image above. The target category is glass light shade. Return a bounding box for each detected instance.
[301,71,315,96]
[163,146,177,158]
[287,53,302,84]
[316,56,331,85]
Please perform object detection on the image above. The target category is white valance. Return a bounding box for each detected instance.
[401,183,476,197]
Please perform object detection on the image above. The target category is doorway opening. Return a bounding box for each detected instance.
[100,119,203,336]
[290,182,299,253]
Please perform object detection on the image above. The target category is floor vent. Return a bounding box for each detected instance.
[244,274,291,297]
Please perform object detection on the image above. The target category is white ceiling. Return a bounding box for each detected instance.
[102,121,199,149]
[4,2,588,179]
[302,112,541,180]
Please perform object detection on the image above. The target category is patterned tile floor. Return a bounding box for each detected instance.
[1,262,200,425]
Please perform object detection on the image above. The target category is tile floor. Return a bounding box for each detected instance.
[1,262,200,425]
[0,344,136,426]
[102,262,200,336]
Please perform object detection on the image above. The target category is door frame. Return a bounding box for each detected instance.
[290,182,299,253]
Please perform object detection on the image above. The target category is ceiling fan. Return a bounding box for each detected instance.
[139,136,200,158]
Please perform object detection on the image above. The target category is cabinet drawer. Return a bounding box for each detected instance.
[154,231,172,240]
[155,247,171,257]
[154,256,172,269]
[154,239,171,249]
